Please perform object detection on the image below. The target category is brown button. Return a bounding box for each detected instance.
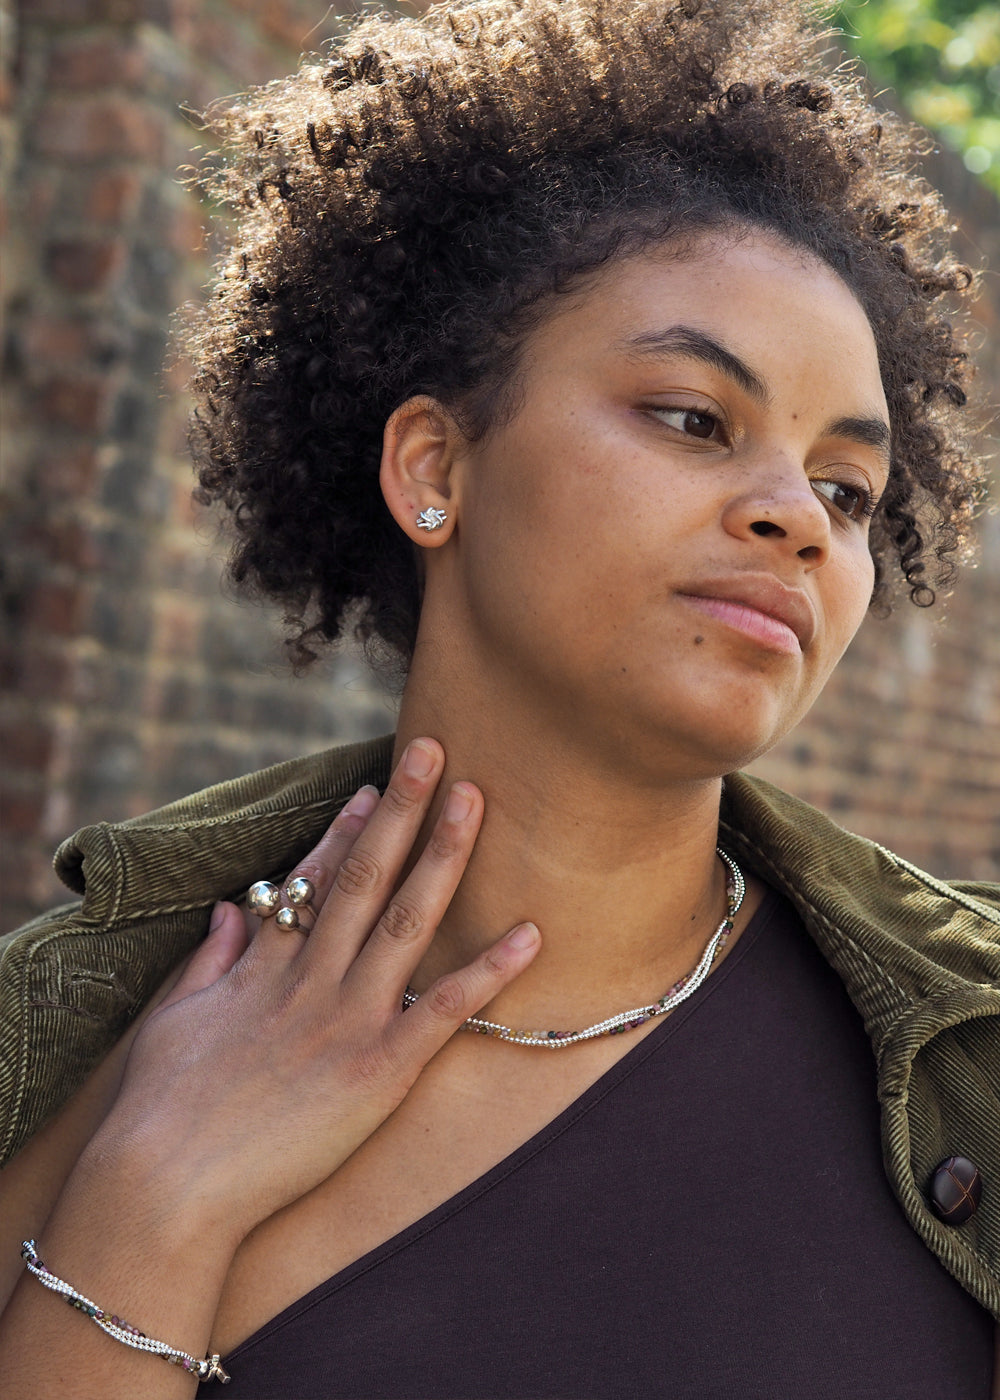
[929,1156,982,1225]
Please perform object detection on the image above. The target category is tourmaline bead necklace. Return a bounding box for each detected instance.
[402,847,745,1048]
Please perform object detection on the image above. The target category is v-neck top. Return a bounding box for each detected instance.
[215,891,993,1397]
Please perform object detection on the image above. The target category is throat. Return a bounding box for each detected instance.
[391,691,749,1037]
[407,848,746,1048]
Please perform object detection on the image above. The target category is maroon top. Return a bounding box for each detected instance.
[218,891,994,1397]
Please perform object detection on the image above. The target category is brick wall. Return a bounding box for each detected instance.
[0,1,394,931]
[1,1,997,931]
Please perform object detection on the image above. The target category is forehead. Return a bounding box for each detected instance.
[521,231,887,414]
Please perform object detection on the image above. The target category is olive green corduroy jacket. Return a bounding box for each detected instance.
[1,734,999,1320]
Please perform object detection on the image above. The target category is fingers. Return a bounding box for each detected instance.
[302,738,454,968]
[344,777,484,1001]
[248,784,381,952]
[251,739,510,1037]
[285,785,382,917]
[384,922,541,1065]
[158,902,249,1010]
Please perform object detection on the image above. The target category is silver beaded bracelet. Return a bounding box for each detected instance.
[20,1241,230,1385]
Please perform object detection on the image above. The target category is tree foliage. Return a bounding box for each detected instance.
[833,0,1000,195]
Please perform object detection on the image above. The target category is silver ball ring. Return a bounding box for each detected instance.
[285,876,317,912]
[247,880,281,917]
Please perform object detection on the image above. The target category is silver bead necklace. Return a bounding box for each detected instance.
[403,847,745,1048]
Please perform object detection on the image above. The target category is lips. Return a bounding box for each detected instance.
[676,575,816,652]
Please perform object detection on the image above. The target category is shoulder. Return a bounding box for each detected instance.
[721,771,999,982]
[0,735,395,1165]
[722,771,1000,1323]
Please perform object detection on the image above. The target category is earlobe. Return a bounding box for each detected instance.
[379,395,460,546]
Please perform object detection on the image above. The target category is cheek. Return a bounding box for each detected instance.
[465,419,619,570]
[824,544,875,655]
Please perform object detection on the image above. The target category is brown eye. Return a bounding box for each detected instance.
[813,478,876,521]
[654,407,722,440]
[683,411,718,438]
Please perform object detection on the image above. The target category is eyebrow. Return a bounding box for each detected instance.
[621,323,892,471]
[824,415,892,473]
[621,325,770,406]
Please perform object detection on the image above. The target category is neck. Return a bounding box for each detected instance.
[395,661,736,1031]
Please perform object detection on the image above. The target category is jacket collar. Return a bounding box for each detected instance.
[720,771,1000,1055]
[55,736,999,1052]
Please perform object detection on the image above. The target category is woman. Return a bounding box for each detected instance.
[1,0,997,1394]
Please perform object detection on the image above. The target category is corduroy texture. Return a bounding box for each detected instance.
[1,738,997,1319]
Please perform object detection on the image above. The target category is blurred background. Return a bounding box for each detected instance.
[1,0,998,931]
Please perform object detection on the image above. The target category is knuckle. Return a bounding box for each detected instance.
[483,946,509,977]
[378,899,426,944]
[334,852,383,898]
[425,828,464,863]
[347,1042,413,1109]
[273,967,310,1016]
[346,1038,394,1087]
[381,782,422,818]
[290,859,326,889]
[425,976,467,1020]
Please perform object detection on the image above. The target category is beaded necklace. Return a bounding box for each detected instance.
[403,847,745,1048]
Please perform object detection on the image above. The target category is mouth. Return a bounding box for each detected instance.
[676,576,816,655]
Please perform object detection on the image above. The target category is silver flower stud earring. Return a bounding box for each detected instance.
[416,507,448,532]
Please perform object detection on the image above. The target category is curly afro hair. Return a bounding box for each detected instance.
[184,0,985,669]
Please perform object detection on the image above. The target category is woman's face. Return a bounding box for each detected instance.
[432,230,891,779]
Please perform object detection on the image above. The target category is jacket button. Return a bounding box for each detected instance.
[929,1156,982,1225]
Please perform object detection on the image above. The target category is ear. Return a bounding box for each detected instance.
[379,396,462,547]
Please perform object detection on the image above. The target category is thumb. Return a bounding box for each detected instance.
[159,902,249,1009]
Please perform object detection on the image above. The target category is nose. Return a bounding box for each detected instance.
[721,463,832,568]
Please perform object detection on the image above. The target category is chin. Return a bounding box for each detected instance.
[593,711,788,787]
[633,693,805,781]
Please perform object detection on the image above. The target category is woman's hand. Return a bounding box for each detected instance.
[92,737,540,1247]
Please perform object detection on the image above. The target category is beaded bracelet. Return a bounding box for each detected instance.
[21,1242,230,1385]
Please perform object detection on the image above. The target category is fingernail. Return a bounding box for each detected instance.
[404,740,436,779]
[343,785,379,819]
[209,902,226,932]
[444,783,474,823]
[506,922,539,949]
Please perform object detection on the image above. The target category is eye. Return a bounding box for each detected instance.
[812,477,877,522]
[652,407,724,441]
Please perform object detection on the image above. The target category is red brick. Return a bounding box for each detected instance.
[27,580,89,637]
[164,201,205,257]
[0,785,45,837]
[151,596,202,659]
[22,0,96,21]
[188,17,272,88]
[24,172,58,230]
[226,0,353,50]
[34,446,100,496]
[35,99,165,163]
[42,520,102,572]
[47,238,125,292]
[83,169,143,223]
[34,374,114,433]
[7,647,75,702]
[20,316,92,364]
[0,717,57,773]
[48,35,147,91]
[27,0,155,22]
